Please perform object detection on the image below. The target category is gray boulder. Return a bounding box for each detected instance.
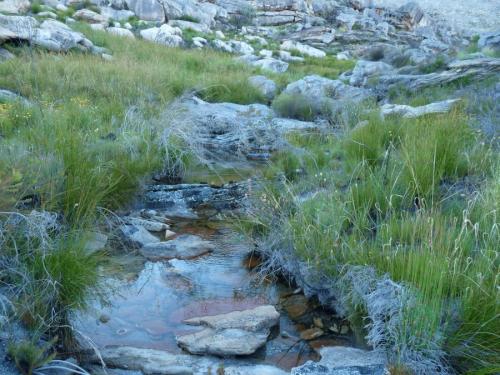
[0,47,14,61]
[281,40,326,58]
[249,75,277,100]
[106,27,135,38]
[124,0,164,22]
[349,60,394,86]
[280,75,373,115]
[0,0,30,14]
[140,24,183,47]
[118,224,160,248]
[252,57,289,73]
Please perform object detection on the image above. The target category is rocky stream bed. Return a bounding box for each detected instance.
[72,179,385,375]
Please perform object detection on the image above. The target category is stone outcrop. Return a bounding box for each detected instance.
[381,99,460,118]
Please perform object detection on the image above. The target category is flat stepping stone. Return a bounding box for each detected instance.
[177,327,269,356]
[139,234,214,261]
[177,305,280,356]
[184,305,280,332]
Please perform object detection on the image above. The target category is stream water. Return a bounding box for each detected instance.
[74,171,363,371]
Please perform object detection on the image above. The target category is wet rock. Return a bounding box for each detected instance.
[177,305,280,356]
[145,182,246,216]
[381,99,460,118]
[300,327,324,341]
[224,365,288,375]
[118,224,160,248]
[123,217,169,232]
[177,327,270,356]
[85,346,218,374]
[282,294,309,319]
[184,305,280,331]
[281,40,326,58]
[140,234,214,261]
[291,346,388,375]
[249,75,277,100]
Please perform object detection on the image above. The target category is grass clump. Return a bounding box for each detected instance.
[7,338,56,375]
[272,93,316,121]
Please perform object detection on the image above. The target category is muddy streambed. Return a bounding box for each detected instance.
[74,175,365,371]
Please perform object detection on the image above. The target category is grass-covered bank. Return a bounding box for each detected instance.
[242,90,499,373]
[0,25,272,367]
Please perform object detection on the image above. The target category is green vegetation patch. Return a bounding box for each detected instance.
[244,106,499,373]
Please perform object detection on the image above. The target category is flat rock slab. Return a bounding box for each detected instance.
[292,346,388,375]
[177,305,280,356]
[177,327,270,356]
[381,99,460,118]
[184,305,280,332]
[139,234,215,261]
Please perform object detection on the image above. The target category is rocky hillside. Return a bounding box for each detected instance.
[0,0,498,374]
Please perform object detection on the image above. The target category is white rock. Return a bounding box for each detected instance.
[73,9,109,24]
[350,60,394,86]
[55,4,68,12]
[192,36,207,48]
[252,57,289,73]
[249,75,277,100]
[212,39,233,53]
[107,26,135,38]
[38,11,57,19]
[336,51,351,60]
[229,40,254,55]
[0,0,30,14]
[279,50,304,62]
[215,30,225,39]
[90,23,105,31]
[259,49,273,58]
[281,40,326,58]
[380,99,460,118]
